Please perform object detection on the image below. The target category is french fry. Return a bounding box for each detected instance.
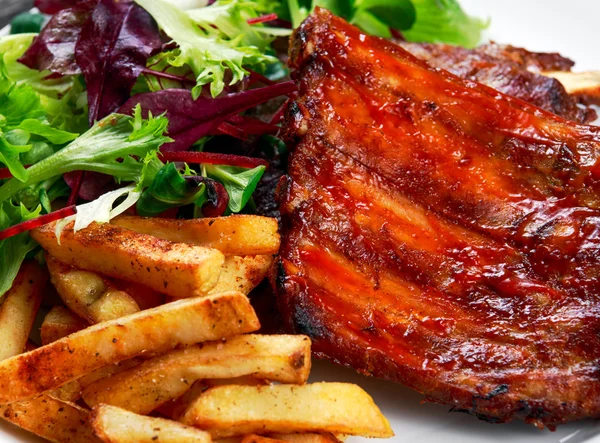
[242,435,287,443]
[83,334,310,414]
[158,377,267,420]
[180,383,393,438]
[208,255,274,295]
[41,306,88,345]
[0,292,259,404]
[113,215,280,256]
[0,261,47,360]
[0,395,100,443]
[31,221,225,299]
[90,404,212,443]
[270,433,341,443]
[47,255,141,324]
[110,279,165,310]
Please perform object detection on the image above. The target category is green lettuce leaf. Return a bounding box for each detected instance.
[0,201,42,297]
[205,164,265,213]
[0,106,171,203]
[0,34,73,99]
[403,0,487,48]
[135,0,278,98]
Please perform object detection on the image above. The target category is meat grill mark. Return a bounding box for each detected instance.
[275,8,600,428]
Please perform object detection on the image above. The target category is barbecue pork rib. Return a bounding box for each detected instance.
[396,41,596,124]
[274,8,600,428]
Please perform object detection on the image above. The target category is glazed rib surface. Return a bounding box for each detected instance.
[275,8,600,427]
[397,41,596,123]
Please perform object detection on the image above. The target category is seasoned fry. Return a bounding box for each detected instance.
[180,383,393,438]
[242,435,287,443]
[32,221,225,298]
[270,433,341,443]
[113,215,280,256]
[0,261,47,360]
[0,395,100,443]
[47,255,140,323]
[90,404,212,443]
[83,334,310,414]
[0,292,259,404]
[110,279,165,310]
[158,377,267,420]
[41,306,88,345]
[208,255,274,295]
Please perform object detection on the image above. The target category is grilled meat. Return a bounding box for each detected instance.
[397,41,596,123]
[275,8,600,428]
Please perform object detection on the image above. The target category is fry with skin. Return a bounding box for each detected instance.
[0,261,47,360]
[82,334,310,414]
[41,306,88,345]
[90,404,211,443]
[270,434,342,443]
[0,292,259,404]
[113,215,280,256]
[208,255,274,295]
[0,395,101,443]
[31,222,225,298]
[47,255,140,324]
[180,383,393,438]
[110,279,164,310]
[242,435,287,443]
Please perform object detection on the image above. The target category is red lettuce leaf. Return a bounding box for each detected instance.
[34,0,89,15]
[64,171,117,201]
[18,1,96,75]
[118,81,296,151]
[74,0,163,125]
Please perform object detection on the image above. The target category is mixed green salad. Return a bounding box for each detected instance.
[0,0,485,297]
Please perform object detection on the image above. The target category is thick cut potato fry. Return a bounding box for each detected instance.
[111,279,165,310]
[0,261,47,360]
[242,435,287,443]
[113,215,280,256]
[32,222,225,298]
[208,255,274,295]
[0,292,259,404]
[180,383,393,438]
[47,255,140,323]
[0,395,100,443]
[41,306,88,345]
[270,434,341,443]
[83,334,310,414]
[90,404,211,443]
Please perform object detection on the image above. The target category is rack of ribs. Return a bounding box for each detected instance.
[274,8,600,428]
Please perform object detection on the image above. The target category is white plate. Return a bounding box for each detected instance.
[1,1,599,442]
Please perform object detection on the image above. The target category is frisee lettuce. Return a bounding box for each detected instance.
[135,0,278,98]
[0,105,170,204]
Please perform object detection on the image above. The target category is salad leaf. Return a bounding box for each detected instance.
[18,1,96,76]
[41,76,89,134]
[75,0,163,124]
[135,0,277,98]
[0,34,73,99]
[205,164,265,212]
[118,80,295,150]
[136,162,206,216]
[0,202,42,297]
[57,184,141,237]
[403,0,487,48]
[0,107,171,203]
[17,119,78,145]
[34,0,90,15]
[10,13,46,35]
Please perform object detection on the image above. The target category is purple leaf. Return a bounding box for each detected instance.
[18,1,96,75]
[34,0,89,15]
[118,81,297,151]
[74,0,163,125]
[64,171,117,201]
